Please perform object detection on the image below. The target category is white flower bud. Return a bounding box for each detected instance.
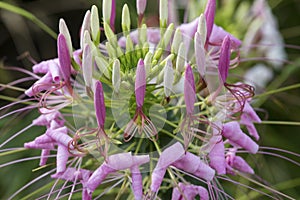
[159,0,168,28]
[171,28,182,54]
[91,5,100,43]
[112,59,121,93]
[103,0,112,24]
[164,59,174,97]
[197,14,207,45]
[122,4,131,35]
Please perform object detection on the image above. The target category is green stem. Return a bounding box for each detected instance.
[254,83,300,99]
[259,120,300,126]
[0,2,57,39]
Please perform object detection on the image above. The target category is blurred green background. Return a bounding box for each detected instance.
[0,0,300,199]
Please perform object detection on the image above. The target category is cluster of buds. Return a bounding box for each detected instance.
[7,0,271,199]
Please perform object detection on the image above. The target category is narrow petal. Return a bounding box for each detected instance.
[222,121,259,154]
[59,19,73,57]
[110,0,116,29]
[94,81,106,127]
[151,142,185,192]
[172,152,215,181]
[47,127,72,147]
[56,144,69,173]
[58,33,71,82]
[230,155,254,174]
[204,0,216,42]
[184,64,196,114]
[86,163,115,193]
[130,165,143,200]
[39,149,51,166]
[137,0,147,15]
[135,59,146,108]
[208,136,226,175]
[218,35,231,84]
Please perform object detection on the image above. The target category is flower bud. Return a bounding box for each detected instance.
[59,19,73,57]
[163,59,174,97]
[80,10,91,49]
[137,0,147,15]
[91,5,100,43]
[112,59,121,94]
[122,4,131,35]
[159,0,168,28]
[103,0,112,24]
[171,28,182,54]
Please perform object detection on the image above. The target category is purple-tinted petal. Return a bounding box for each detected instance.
[107,152,133,170]
[49,61,61,83]
[56,144,70,173]
[218,36,231,84]
[40,149,51,166]
[86,163,115,193]
[137,0,147,15]
[172,152,215,181]
[35,134,54,144]
[135,59,146,108]
[130,165,143,200]
[24,141,55,149]
[111,0,116,28]
[94,81,106,127]
[46,127,72,147]
[184,64,196,114]
[51,167,92,182]
[210,24,242,49]
[208,137,226,175]
[222,121,259,154]
[58,33,71,82]
[231,156,254,174]
[204,0,216,42]
[242,101,261,123]
[25,72,53,97]
[151,142,185,192]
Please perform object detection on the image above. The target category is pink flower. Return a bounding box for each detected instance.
[86,152,149,199]
[172,182,209,200]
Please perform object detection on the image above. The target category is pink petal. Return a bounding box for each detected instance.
[131,165,143,200]
[58,33,71,82]
[25,72,53,97]
[110,0,116,29]
[172,152,215,181]
[231,156,254,174]
[86,163,115,193]
[24,141,55,149]
[208,137,226,175]
[39,149,51,166]
[184,64,196,114]
[56,144,70,173]
[49,61,61,82]
[218,35,231,84]
[135,59,146,108]
[137,0,147,15]
[222,121,259,154]
[94,81,106,127]
[47,127,72,147]
[210,24,242,49]
[204,0,216,42]
[151,142,185,192]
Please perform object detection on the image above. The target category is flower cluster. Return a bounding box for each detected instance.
[2,0,298,199]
